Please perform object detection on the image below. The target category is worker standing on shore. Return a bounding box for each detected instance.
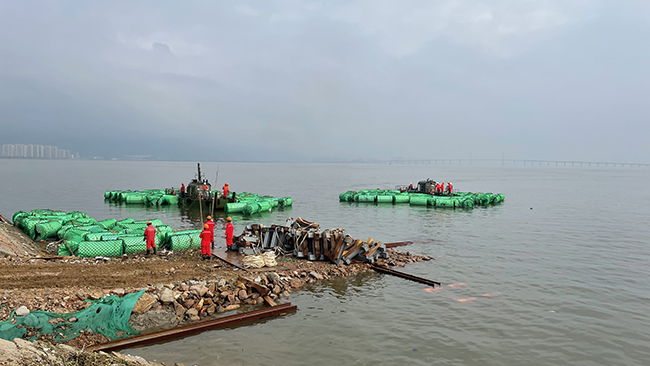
[200,224,212,260]
[144,221,157,255]
[222,183,229,199]
[206,216,215,249]
[224,217,234,251]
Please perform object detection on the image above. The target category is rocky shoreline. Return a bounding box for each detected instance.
[0,216,433,364]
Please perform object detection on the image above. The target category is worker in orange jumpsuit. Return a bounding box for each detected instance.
[224,217,234,251]
[446,182,453,195]
[143,221,157,255]
[180,183,185,197]
[222,183,229,199]
[206,216,215,249]
[200,223,212,260]
[440,182,445,195]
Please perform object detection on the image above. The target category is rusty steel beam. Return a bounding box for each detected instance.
[384,241,413,248]
[87,303,297,353]
[371,265,441,287]
[212,253,248,272]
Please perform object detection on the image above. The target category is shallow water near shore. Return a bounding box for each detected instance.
[1,160,649,365]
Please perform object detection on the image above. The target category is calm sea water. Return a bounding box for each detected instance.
[1,160,649,366]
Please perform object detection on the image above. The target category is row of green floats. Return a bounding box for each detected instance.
[224,192,293,215]
[104,189,179,206]
[339,190,505,208]
[12,210,206,258]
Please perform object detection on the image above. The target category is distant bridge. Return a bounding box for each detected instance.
[363,158,650,168]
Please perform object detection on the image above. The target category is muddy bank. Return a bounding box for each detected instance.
[1,249,431,348]
[0,218,43,258]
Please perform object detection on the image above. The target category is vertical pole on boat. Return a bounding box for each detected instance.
[211,165,219,218]
[198,191,204,226]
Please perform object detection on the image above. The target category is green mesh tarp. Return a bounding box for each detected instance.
[159,195,179,205]
[57,238,81,256]
[409,196,429,206]
[434,197,456,208]
[0,290,145,342]
[34,221,63,240]
[243,203,261,216]
[377,195,394,203]
[258,201,272,212]
[394,194,410,203]
[133,219,163,227]
[78,240,124,258]
[225,202,246,213]
[169,231,201,251]
[279,197,293,207]
[116,218,135,226]
[356,194,376,203]
[84,232,113,241]
[12,211,28,224]
[122,236,148,254]
[98,219,117,230]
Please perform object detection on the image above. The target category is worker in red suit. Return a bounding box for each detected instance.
[440,182,445,195]
[446,182,453,195]
[200,223,212,260]
[143,221,157,255]
[206,216,215,249]
[180,183,185,197]
[222,183,229,199]
[224,217,234,251]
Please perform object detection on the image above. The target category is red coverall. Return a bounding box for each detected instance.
[181,183,185,193]
[206,219,215,245]
[447,182,453,194]
[200,228,212,256]
[225,222,234,249]
[144,225,156,250]
[222,184,229,198]
[440,182,445,194]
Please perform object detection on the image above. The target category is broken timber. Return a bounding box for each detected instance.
[371,265,441,287]
[87,303,297,353]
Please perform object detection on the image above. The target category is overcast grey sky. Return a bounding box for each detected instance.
[0,1,648,162]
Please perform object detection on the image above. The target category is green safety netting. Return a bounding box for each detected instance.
[121,236,148,254]
[0,290,145,342]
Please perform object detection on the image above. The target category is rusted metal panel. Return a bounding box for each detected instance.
[87,303,297,353]
[371,265,441,287]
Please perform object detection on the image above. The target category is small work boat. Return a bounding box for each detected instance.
[178,163,235,210]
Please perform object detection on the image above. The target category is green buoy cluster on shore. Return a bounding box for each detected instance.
[339,190,505,208]
[12,209,205,257]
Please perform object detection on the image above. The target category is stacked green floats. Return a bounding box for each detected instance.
[224,192,293,216]
[12,209,198,257]
[339,190,505,209]
[104,190,179,206]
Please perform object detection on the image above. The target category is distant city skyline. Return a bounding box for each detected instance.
[1,144,79,159]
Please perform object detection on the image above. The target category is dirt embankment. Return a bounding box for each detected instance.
[0,218,43,257]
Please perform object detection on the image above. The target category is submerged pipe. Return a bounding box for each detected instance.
[371,265,441,287]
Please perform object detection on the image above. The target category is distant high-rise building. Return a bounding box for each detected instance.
[1,144,77,159]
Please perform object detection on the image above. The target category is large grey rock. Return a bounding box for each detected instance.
[15,306,30,317]
[309,271,324,280]
[132,293,158,315]
[189,285,208,297]
[159,288,175,305]
[266,272,281,285]
[0,338,21,364]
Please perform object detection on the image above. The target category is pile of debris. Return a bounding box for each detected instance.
[234,217,387,265]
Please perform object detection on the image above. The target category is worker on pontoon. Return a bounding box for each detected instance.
[144,221,157,255]
[440,182,445,195]
[200,223,212,260]
[180,183,185,197]
[222,183,229,199]
[206,216,215,249]
[224,217,234,251]
[446,182,453,195]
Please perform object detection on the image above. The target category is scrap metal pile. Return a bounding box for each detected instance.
[234,217,387,265]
